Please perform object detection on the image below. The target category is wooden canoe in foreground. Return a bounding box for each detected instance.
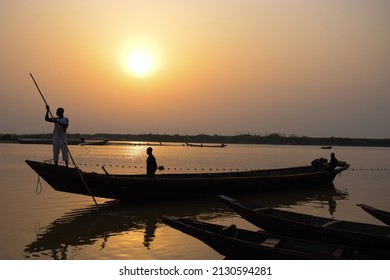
[217,195,390,250]
[161,215,390,259]
[357,203,390,226]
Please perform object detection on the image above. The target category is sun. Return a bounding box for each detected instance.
[126,50,155,77]
[119,41,161,78]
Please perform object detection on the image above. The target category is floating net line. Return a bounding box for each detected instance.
[44,159,390,172]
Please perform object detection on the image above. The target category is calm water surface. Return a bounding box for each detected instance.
[0,142,389,260]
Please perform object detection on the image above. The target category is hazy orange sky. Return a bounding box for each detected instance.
[1,1,389,138]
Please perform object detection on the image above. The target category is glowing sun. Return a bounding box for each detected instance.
[126,50,154,77]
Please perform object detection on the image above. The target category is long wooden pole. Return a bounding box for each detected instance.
[29,73,99,209]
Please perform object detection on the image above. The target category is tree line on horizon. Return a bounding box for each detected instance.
[1,133,390,147]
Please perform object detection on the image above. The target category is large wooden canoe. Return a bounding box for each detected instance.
[357,204,390,226]
[217,195,390,250]
[161,216,390,259]
[25,160,349,201]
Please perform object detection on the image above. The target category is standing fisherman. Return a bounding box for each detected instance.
[45,105,69,167]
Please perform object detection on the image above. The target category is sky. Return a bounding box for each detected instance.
[1,0,390,138]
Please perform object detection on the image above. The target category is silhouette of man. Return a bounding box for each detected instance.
[45,105,69,167]
[146,147,157,177]
[327,152,338,171]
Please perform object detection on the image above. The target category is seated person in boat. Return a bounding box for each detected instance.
[326,152,338,171]
[146,147,158,177]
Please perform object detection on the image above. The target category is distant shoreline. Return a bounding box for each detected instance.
[1,133,390,147]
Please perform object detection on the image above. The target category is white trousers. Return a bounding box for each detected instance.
[53,136,69,162]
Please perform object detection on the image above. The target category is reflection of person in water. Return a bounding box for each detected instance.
[325,184,349,216]
[23,202,161,258]
[143,218,157,249]
[328,199,336,216]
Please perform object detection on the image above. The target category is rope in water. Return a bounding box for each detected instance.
[36,175,42,194]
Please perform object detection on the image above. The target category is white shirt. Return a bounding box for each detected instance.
[53,117,68,139]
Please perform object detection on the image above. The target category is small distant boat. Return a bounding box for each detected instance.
[321,146,332,149]
[217,195,390,250]
[79,139,109,146]
[357,204,390,226]
[161,216,390,259]
[186,142,227,148]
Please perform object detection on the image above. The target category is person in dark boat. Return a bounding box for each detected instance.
[326,152,338,171]
[146,147,158,177]
[45,105,69,167]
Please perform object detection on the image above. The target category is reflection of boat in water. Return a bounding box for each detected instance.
[186,142,227,148]
[25,159,349,201]
[23,198,229,259]
[24,184,348,259]
[227,183,349,216]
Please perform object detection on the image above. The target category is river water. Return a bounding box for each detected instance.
[0,142,389,260]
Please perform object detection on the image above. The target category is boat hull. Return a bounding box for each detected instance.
[357,204,390,226]
[218,195,390,250]
[25,160,349,201]
[161,216,390,259]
